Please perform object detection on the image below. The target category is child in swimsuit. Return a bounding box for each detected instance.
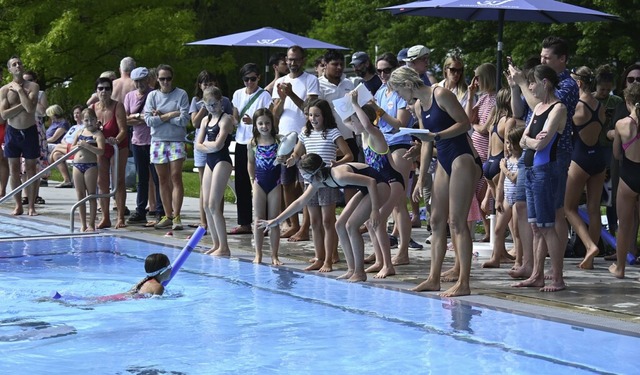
[259,153,390,283]
[248,108,283,265]
[130,253,172,295]
[71,108,105,232]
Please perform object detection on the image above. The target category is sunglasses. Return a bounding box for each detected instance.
[626,76,640,84]
[97,86,112,91]
[376,67,392,75]
[158,76,173,82]
[243,76,258,82]
[448,67,463,74]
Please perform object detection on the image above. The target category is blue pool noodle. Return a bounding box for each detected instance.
[162,226,206,286]
[577,208,635,265]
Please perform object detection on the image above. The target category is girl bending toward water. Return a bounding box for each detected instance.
[72,108,105,232]
[248,108,283,265]
[130,253,172,295]
[259,153,390,282]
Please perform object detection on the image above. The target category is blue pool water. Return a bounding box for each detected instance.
[1,236,638,374]
[0,213,71,238]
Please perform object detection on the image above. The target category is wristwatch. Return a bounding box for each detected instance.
[433,133,441,142]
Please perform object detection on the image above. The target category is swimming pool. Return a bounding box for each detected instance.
[0,213,72,238]
[1,235,638,374]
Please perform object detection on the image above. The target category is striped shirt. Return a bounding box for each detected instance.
[299,128,342,166]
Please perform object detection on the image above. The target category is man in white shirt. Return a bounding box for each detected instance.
[273,45,319,240]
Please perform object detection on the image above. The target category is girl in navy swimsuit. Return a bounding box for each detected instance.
[71,108,105,232]
[259,153,390,283]
[388,66,481,297]
[610,83,640,279]
[195,87,235,257]
[565,66,608,271]
[248,108,283,266]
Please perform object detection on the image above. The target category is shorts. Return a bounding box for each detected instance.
[3,124,39,159]
[554,151,570,209]
[281,164,300,185]
[515,154,527,202]
[307,186,341,207]
[150,141,187,164]
[525,163,557,228]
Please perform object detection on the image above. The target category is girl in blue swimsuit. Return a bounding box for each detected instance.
[248,108,283,266]
[259,153,390,283]
[388,66,482,298]
[195,87,235,257]
[72,108,105,232]
[565,66,608,271]
[610,83,640,279]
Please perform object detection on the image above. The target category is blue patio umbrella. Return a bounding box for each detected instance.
[380,0,618,87]
[186,27,349,85]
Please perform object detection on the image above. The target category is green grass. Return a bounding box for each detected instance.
[48,158,236,203]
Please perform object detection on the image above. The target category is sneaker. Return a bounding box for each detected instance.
[126,212,147,224]
[172,215,183,231]
[154,216,173,229]
[425,235,432,244]
[409,238,424,250]
[389,235,398,249]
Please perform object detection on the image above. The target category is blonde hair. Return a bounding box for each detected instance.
[203,86,222,101]
[45,104,64,118]
[388,66,425,92]
[475,63,497,93]
[571,66,594,91]
[99,71,117,80]
[442,54,468,100]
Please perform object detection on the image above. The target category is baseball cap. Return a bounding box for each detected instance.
[350,52,369,66]
[131,67,149,81]
[404,45,430,62]
[397,48,409,62]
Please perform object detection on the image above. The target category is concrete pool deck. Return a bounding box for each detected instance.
[2,181,639,335]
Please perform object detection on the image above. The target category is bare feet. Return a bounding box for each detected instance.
[115,220,126,229]
[608,263,624,279]
[271,258,283,266]
[508,265,532,279]
[482,258,501,268]
[365,262,382,273]
[308,257,317,263]
[253,256,262,264]
[11,206,23,216]
[319,262,333,273]
[440,267,459,282]
[211,248,231,257]
[85,226,96,232]
[28,207,38,216]
[363,253,376,264]
[332,254,340,264]
[97,220,111,229]
[392,254,410,266]
[288,229,309,242]
[337,270,354,279]
[374,266,395,279]
[348,272,367,282]
[280,226,298,238]
[540,281,566,292]
[412,278,440,292]
[304,259,323,271]
[440,282,471,297]
[577,246,599,269]
[512,276,544,288]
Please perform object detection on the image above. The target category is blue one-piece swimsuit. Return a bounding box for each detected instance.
[421,87,481,175]
[254,143,280,194]
[205,113,232,170]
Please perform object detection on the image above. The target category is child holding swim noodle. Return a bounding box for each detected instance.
[130,253,172,295]
[248,108,283,265]
[71,108,105,232]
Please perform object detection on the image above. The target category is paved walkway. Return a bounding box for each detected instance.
[2,179,640,334]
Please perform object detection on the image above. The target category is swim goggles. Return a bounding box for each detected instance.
[147,264,172,277]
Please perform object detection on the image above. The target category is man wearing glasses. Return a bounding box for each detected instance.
[403,45,432,87]
[273,45,319,240]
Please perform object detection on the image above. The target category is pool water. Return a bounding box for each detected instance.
[1,236,638,374]
[0,213,71,238]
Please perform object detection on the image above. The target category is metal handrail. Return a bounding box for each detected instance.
[70,146,118,232]
[0,146,81,205]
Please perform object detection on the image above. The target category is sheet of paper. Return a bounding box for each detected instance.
[331,83,375,122]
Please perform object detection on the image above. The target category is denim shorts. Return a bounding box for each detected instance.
[525,162,557,228]
[554,151,571,209]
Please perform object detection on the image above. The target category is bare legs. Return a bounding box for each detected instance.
[7,157,37,215]
[253,183,283,265]
[389,148,413,265]
[73,165,98,231]
[155,157,184,222]
[609,180,637,278]
[202,161,232,256]
[97,148,128,229]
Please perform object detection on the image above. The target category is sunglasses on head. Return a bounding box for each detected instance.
[627,76,640,84]
[243,76,258,82]
[158,76,173,82]
[376,67,392,75]
[97,86,111,91]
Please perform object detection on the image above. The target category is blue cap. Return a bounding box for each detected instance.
[397,48,409,62]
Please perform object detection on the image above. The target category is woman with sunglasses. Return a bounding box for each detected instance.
[91,77,128,229]
[368,52,414,267]
[144,64,190,231]
[437,52,471,107]
[230,63,272,235]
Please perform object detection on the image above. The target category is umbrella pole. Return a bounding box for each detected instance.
[264,48,270,87]
[496,10,505,91]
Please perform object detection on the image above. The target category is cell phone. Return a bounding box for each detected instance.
[506,56,513,66]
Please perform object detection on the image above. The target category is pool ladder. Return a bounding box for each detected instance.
[0,146,119,233]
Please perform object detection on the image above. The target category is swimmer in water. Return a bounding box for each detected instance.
[130,253,172,295]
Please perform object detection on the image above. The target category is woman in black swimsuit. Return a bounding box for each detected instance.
[259,153,390,282]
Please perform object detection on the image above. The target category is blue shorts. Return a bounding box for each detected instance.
[3,124,39,159]
[525,163,557,228]
[515,153,527,202]
[554,151,570,209]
